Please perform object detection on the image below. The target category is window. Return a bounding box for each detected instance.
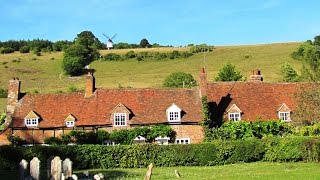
[25,118,39,127]
[66,121,75,127]
[175,138,191,144]
[228,112,241,122]
[166,104,181,122]
[169,111,180,121]
[114,113,126,126]
[279,112,291,122]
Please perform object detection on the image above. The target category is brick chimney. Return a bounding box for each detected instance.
[7,77,21,114]
[199,68,208,97]
[85,72,95,98]
[249,69,263,82]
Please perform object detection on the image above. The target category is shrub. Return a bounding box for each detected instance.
[0,47,14,54]
[215,63,243,81]
[163,72,197,88]
[0,88,8,98]
[44,137,63,145]
[103,53,122,61]
[19,46,30,53]
[124,50,136,59]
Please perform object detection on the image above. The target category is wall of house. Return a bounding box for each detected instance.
[171,125,204,144]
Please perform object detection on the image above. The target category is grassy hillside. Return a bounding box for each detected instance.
[0,42,301,94]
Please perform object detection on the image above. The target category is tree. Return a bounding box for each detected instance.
[300,43,320,81]
[139,38,151,48]
[215,63,243,81]
[62,56,85,76]
[62,44,99,76]
[75,30,104,49]
[280,63,300,82]
[163,72,197,88]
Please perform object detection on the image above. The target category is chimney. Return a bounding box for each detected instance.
[85,72,95,98]
[199,68,208,97]
[249,69,263,82]
[7,77,21,114]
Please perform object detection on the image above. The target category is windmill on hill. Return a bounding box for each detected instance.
[103,33,117,50]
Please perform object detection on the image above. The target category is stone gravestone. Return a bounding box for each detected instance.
[144,163,153,180]
[47,156,54,179]
[51,156,62,180]
[19,159,28,180]
[63,158,73,179]
[30,157,40,180]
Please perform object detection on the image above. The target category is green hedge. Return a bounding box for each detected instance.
[1,137,320,171]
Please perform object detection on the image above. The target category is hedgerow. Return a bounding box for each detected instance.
[1,137,320,171]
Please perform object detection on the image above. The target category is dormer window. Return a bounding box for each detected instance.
[227,104,242,122]
[64,114,76,127]
[24,110,40,128]
[114,113,126,126]
[166,103,181,122]
[278,103,291,122]
[111,103,131,127]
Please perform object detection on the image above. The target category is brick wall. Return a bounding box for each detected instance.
[171,125,204,144]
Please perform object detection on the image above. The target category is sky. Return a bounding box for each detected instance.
[0,0,320,46]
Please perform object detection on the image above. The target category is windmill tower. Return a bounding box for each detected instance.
[103,33,117,50]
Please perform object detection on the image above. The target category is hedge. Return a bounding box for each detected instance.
[1,137,320,171]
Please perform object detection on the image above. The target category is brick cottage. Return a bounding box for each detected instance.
[0,69,307,144]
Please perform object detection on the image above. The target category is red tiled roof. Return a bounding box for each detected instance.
[11,88,202,128]
[207,82,307,121]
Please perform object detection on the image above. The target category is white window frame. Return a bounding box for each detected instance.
[25,118,39,127]
[278,112,291,122]
[66,121,75,127]
[175,138,191,144]
[168,111,180,122]
[114,113,127,126]
[228,112,241,122]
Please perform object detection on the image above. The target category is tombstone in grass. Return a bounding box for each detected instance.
[144,163,153,180]
[19,159,28,180]
[47,156,54,179]
[30,157,40,180]
[51,156,62,180]
[63,158,73,179]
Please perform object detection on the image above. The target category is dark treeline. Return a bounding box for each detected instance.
[0,39,74,54]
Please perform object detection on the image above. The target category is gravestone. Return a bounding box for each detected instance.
[19,159,28,180]
[144,163,153,180]
[63,158,72,179]
[51,156,62,180]
[30,157,40,180]
[47,156,54,179]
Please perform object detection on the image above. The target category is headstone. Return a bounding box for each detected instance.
[71,174,78,180]
[175,170,181,178]
[19,159,28,180]
[51,156,62,180]
[30,157,40,180]
[144,163,153,180]
[47,156,54,179]
[63,158,73,179]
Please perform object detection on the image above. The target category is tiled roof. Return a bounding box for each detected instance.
[11,88,202,128]
[207,82,307,121]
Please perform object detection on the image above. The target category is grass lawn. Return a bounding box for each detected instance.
[73,162,320,180]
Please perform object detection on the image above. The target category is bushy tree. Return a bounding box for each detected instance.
[215,63,243,81]
[62,56,85,76]
[139,38,151,48]
[75,30,104,49]
[163,72,197,88]
[280,63,300,82]
[19,46,30,53]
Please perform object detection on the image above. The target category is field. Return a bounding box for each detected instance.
[0,43,302,110]
[1,162,319,179]
[74,162,320,179]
